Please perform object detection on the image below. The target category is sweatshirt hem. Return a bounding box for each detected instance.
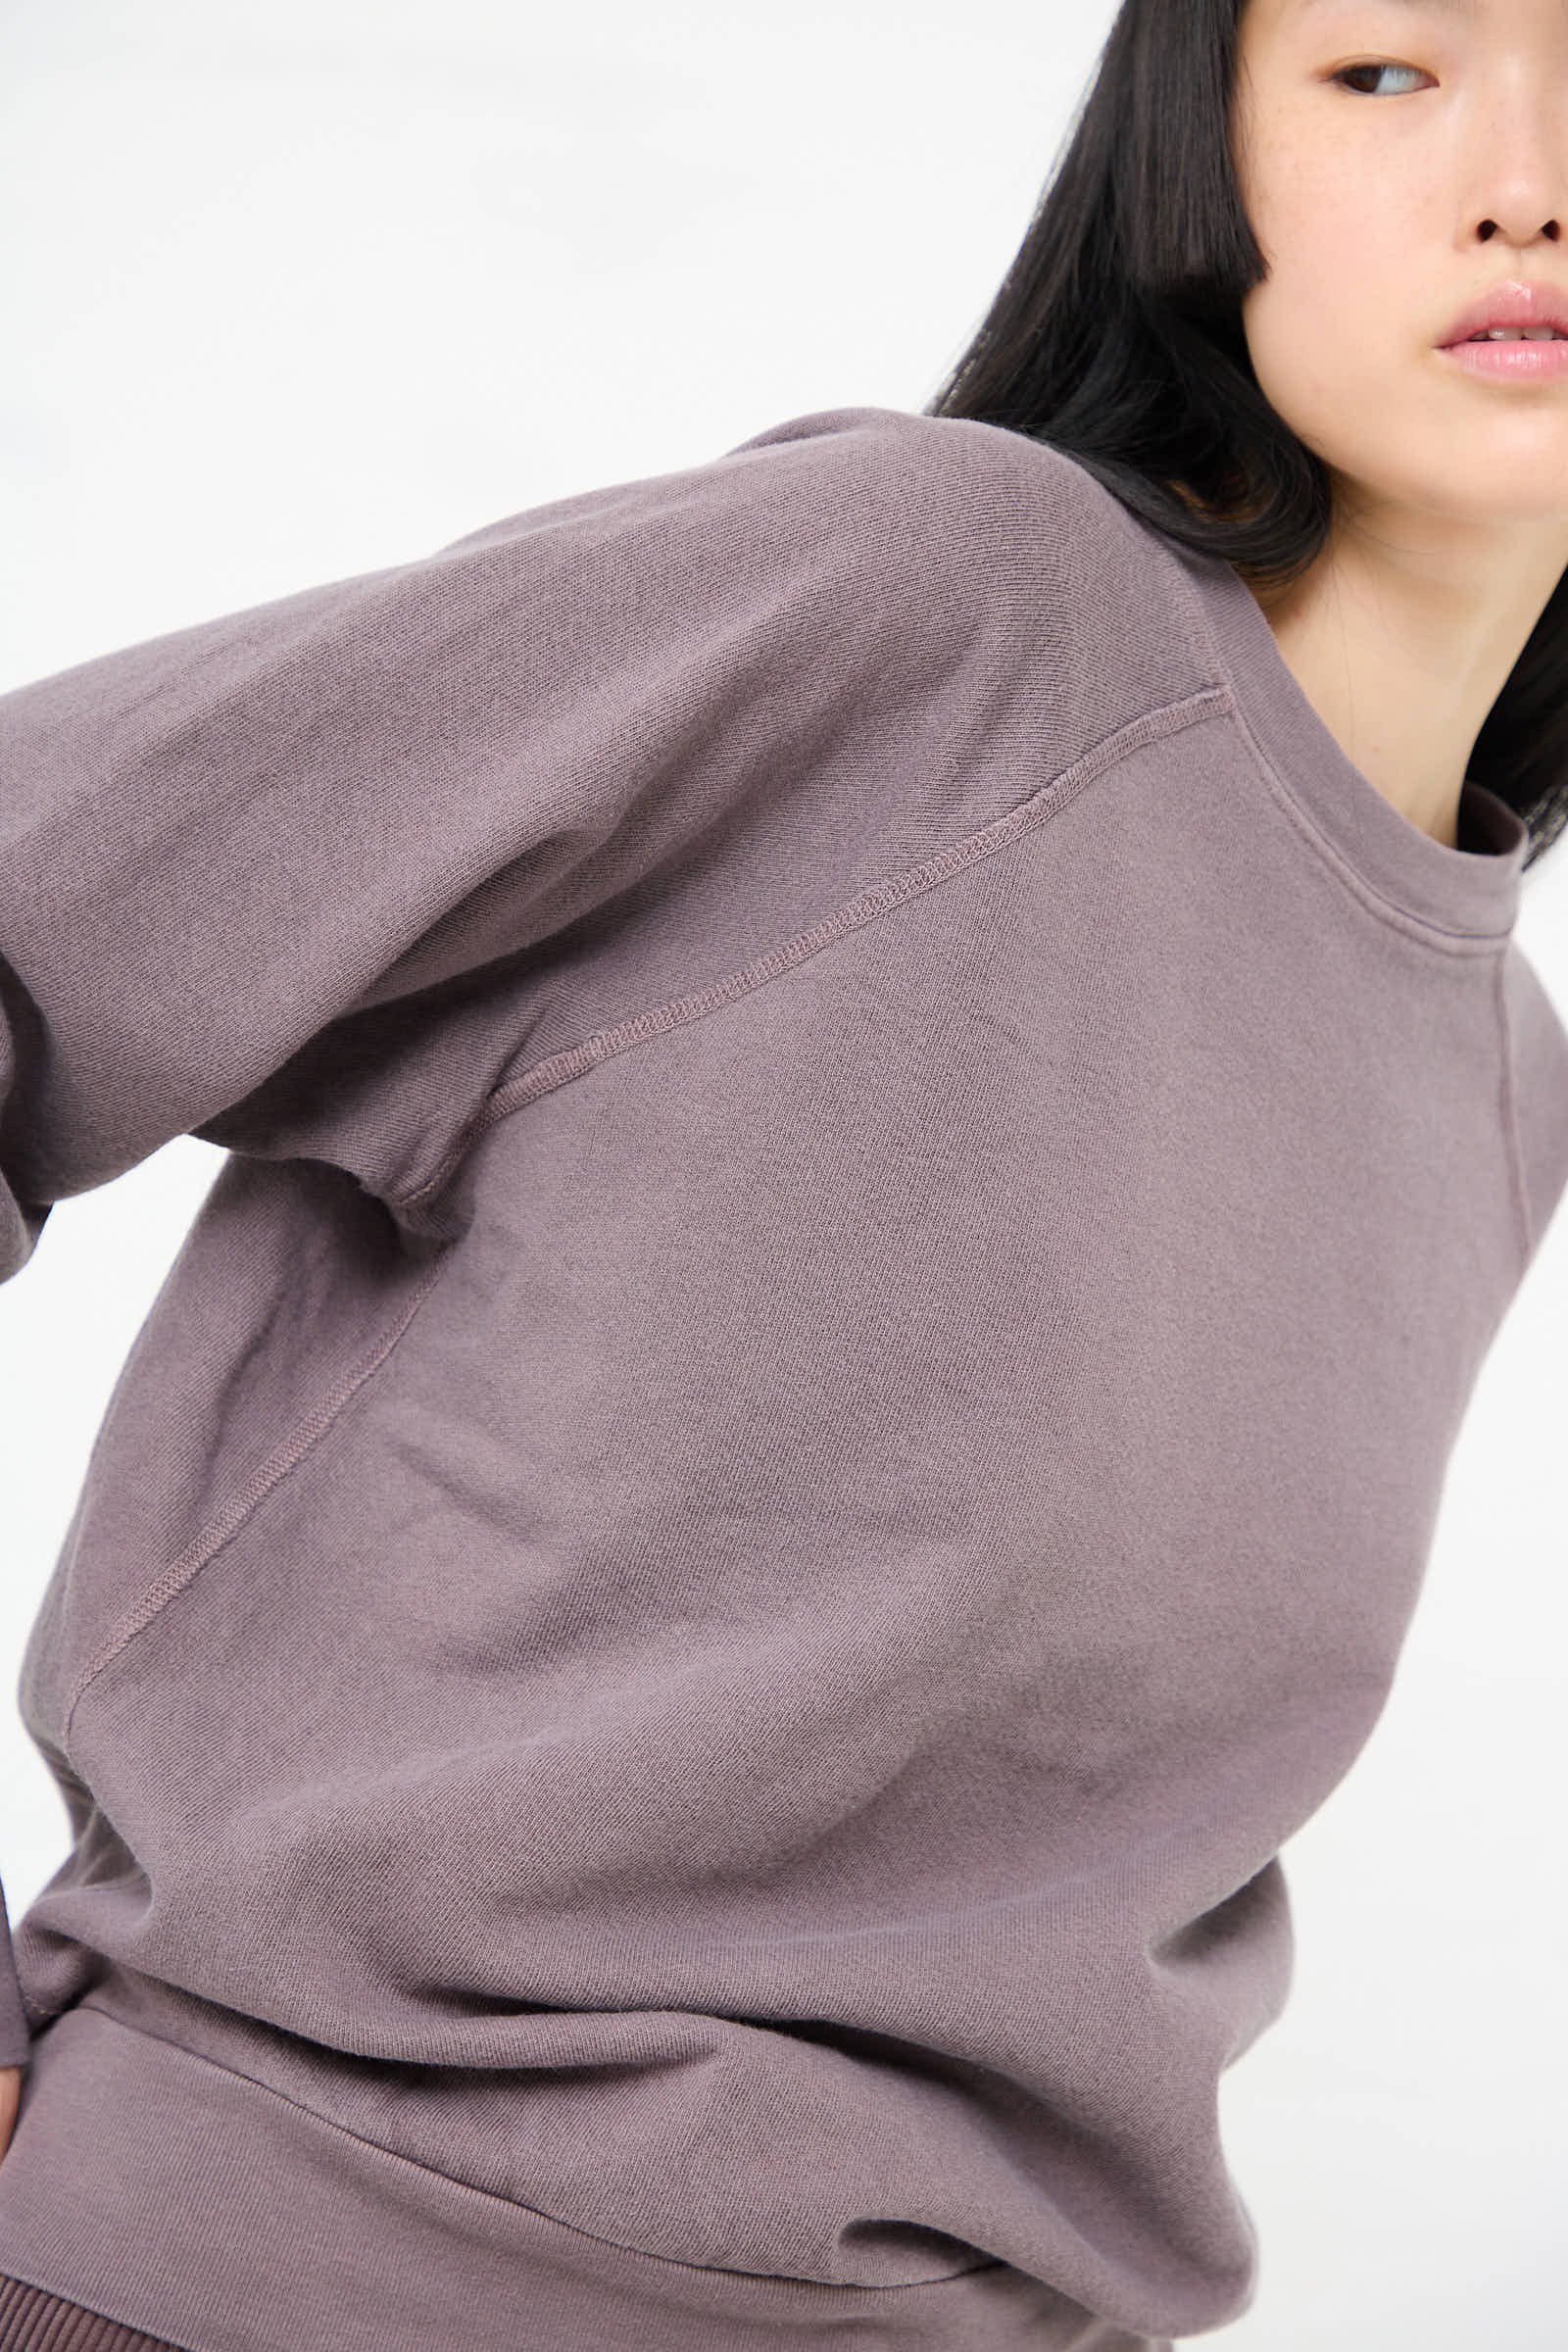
[0,2005,1169,2352]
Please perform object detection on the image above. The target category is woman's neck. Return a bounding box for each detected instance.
[1246,514,1565,851]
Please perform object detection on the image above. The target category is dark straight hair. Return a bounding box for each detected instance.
[922,0,1568,873]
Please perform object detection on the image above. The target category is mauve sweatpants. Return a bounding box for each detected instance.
[0,2274,189,2351]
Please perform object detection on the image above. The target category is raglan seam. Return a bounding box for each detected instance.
[46,690,1233,1722]
[56,1247,454,1757]
[389,684,1235,1229]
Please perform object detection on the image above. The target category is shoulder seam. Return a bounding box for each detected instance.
[393,687,1233,1227]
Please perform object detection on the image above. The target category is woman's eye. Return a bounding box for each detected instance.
[1331,61,1430,97]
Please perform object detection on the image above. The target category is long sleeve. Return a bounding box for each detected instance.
[0,409,965,1280]
[0,403,986,2067]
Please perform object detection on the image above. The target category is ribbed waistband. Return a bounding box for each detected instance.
[0,2005,1167,2352]
[0,2273,190,2352]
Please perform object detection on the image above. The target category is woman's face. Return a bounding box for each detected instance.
[1231,0,1568,529]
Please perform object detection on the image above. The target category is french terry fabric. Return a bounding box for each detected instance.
[0,403,1564,2352]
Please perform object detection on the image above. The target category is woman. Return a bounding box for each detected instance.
[0,1,1564,2346]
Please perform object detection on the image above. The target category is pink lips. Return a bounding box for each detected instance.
[1437,276,1568,346]
[1440,338,1568,378]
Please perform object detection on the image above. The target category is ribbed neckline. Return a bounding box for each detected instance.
[1151,526,1528,942]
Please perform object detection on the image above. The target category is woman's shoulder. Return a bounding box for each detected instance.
[720,401,1141,543]
[715,402,1197,658]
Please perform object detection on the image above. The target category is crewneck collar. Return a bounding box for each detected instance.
[1156,529,1528,942]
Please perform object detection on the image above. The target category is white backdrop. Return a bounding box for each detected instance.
[1,4,1564,2344]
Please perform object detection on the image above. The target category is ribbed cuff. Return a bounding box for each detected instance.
[0,2273,190,2351]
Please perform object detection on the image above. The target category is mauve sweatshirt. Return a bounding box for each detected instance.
[0,404,1564,2352]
